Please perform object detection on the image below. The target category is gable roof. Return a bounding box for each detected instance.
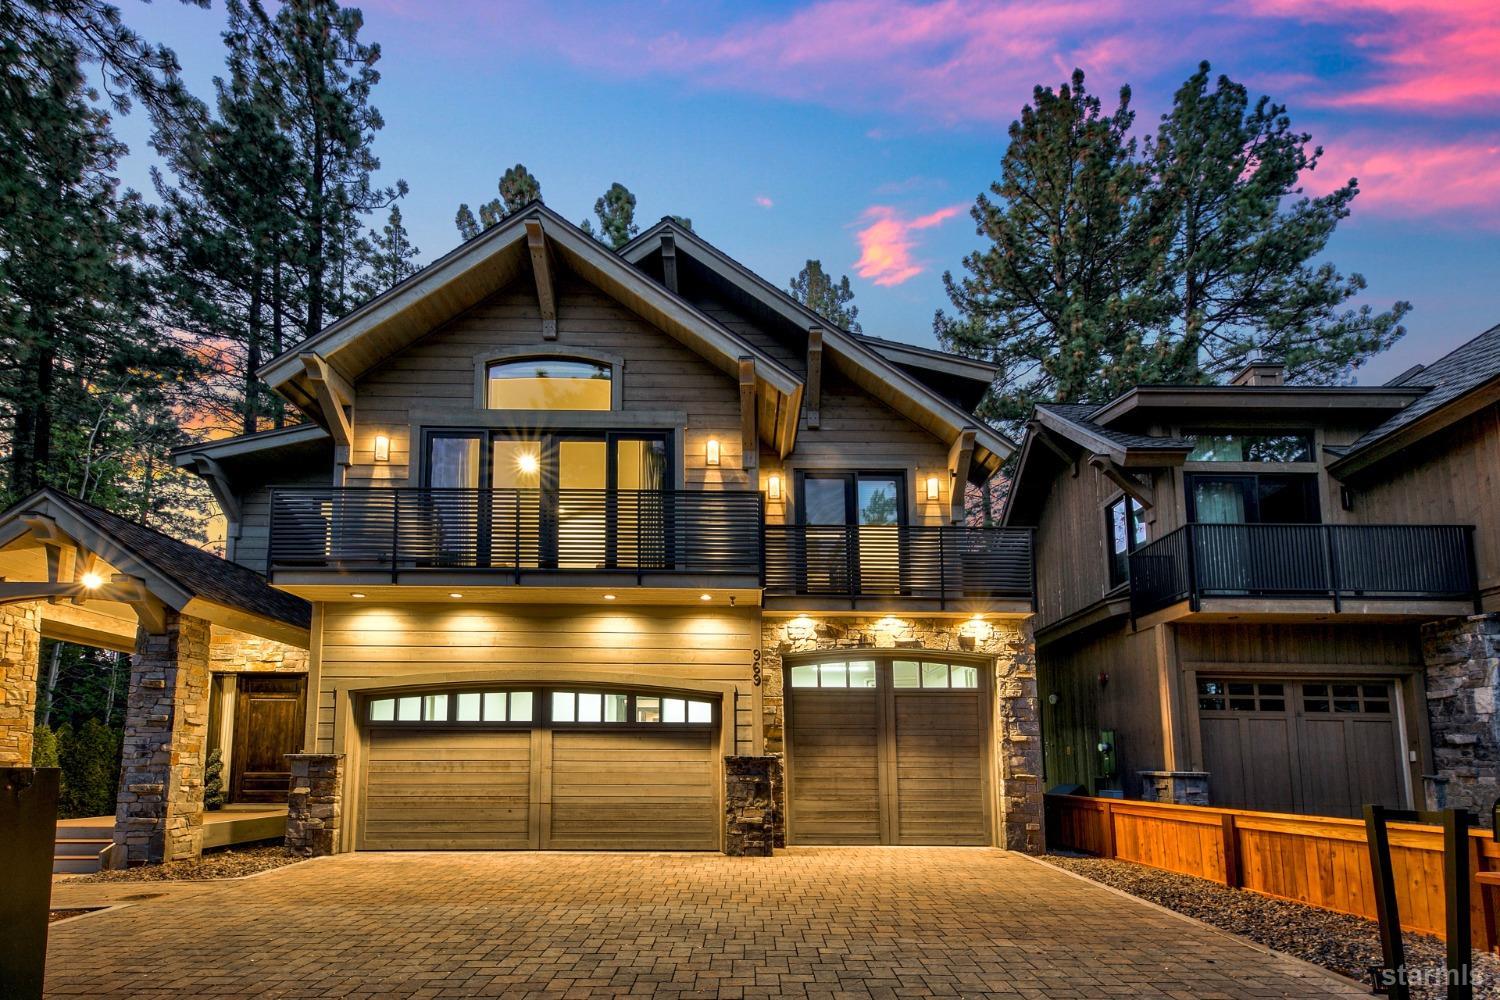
[0,488,311,642]
[1330,322,1500,477]
[620,219,1015,476]
[1034,403,1195,460]
[256,203,805,455]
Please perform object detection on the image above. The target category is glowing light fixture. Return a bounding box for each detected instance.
[767,474,782,501]
[373,435,391,462]
[80,571,104,590]
[699,593,712,602]
[926,476,940,502]
[449,592,463,599]
[516,450,540,476]
[705,438,721,466]
[603,593,616,601]
[350,592,367,599]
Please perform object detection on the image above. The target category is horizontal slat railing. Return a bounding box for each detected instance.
[269,488,764,580]
[1045,793,1500,950]
[763,524,1034,603]
[1129,523,1477,618]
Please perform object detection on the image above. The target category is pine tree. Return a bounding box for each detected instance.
[1140,62,1408,383]
[789,261,862,333]
[935,69,1152,432]
[582,182,639,249]
[667,215,693,232]
[455,162,541,239]
[354,204,421,300]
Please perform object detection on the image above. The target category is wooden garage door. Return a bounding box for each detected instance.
[1198,678,1406,818]
[360,688,719,850]
[786,656,989,846]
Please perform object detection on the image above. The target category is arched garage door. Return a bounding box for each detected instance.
[360,687,720,850]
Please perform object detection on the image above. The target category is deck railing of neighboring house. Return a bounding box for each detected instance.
[1127,522,1478,618]
[268,488,765,581]
[762,524,1035,606]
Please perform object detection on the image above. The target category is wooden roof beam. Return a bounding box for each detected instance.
[525,218,558,340]
[1088,454,1153,510]
[739,357,758,472]
[948,428,976,524]
[299,353,354,447]
[805,327,823,430]
[659,233,678,294]
[1028,422,1079,478]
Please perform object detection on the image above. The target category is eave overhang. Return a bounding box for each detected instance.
[1328,373,1500,481]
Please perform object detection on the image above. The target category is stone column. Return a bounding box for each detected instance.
[723,755,779,856]
[1139,770,1210,805]
[0,603,42,767]
[1422,613,1500,822]
[115,611,212,866]
[285,753,345,856]
[996,620,1044,853]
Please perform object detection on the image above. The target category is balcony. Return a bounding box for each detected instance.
[268,488,764,590]
[763,524,1035,611]
[1128,523,1477,621]
[268,488,1037,610]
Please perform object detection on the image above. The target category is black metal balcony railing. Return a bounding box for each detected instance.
[269,488,764,581]
[1128,522,1478,619]
[269,488,1037,603]
[763,524,1035,605]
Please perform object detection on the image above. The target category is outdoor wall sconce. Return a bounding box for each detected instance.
[373,435,391,462]
[767,474,782,501]
[925,475,940,502]
[706,437,721,466]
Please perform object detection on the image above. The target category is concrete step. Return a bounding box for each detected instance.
[53,854,103,875]
[54,838,113,858]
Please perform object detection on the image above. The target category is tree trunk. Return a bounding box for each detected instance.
[272,247,286,428]
[244,268,264,435]
[42,641,63,728]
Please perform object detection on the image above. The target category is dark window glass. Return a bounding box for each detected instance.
[1186,473,1319,524]
[1107,496,1149,587]
[1188,432,1313,463]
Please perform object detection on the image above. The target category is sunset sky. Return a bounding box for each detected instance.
[112,0,1498,383]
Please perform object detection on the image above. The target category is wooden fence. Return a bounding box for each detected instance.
[1046,794,1500,950]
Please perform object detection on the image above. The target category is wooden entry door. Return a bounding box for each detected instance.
[231,675,307,803]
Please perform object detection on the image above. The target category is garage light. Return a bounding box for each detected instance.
[449,592,463,599]
[603,593,616,601]
[80,571,104,590]
[699,593,712,601]
[350,592,366,599]
[705,438,721,466]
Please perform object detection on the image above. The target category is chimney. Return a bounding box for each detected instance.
[1230,360,1285,387]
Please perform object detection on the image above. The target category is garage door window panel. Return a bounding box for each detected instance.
[369,689,537,727]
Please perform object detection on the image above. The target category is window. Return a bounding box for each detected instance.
[550,690,714,725]
[1188,431,1313,463]
[788,660,878,688]
[891,660,979,689]
[486,357,612,411]
[1106,496,1149,587]
[368,690,532,724]
[1197,679,1286,713]
[1187,473,1320,524]
[790,656,981,690]
[369,688,707,725]
[1303,682,1391,715]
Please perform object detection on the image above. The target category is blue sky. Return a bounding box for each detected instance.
[109,0,1498,384]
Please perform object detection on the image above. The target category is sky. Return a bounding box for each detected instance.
[107,0,1499,384]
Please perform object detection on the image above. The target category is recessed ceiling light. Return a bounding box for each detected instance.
[350,592,366,599]
[603,593,616,601]
[699,593,712,601]
[449,592,463,599]
[80,571,104,589]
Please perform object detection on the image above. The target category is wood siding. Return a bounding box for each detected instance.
[1032,458,1124,628]
[315,603,760,753]
[234,465,332,574]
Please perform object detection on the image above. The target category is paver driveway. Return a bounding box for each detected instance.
[46,848,1360,998]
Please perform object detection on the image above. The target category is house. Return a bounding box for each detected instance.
[1007,327,1500,819]
[0,204,1043,861]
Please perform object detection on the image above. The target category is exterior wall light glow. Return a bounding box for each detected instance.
[603,593,616,601]
[449,592,463,599]
[706,438,721,466]
[80,571,104,590]
[926,476,940,502]
[700,593,712,601]
[373,435,391,462]
[516,450,540,476]
[767,474,782,501]
[350,592,367,599]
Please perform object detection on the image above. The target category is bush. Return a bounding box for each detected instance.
[57,719,123,819]
[204,747,225,810]
[32,723,60,768]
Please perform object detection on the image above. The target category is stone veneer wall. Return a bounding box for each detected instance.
[209,624,309,674]
[760,614,1043,853]
[115,612,212,866]
[0,603,42,766]
[723,755,780,856]
[285,754,345,856]
[1423,613,1500,821]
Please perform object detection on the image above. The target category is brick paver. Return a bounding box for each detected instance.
[46,848,1361,998]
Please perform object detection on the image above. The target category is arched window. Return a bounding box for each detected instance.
[485,356,612,411]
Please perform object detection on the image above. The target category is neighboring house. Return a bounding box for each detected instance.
[0,204,1043,862]
[1007,327,1500,819]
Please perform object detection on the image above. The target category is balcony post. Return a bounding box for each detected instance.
[1467,525,1482,613]
[1324,525,1341,614]
[266,488,278,579]
[1185,524,1201,612]
[939,527,947,610]
[390,490,400,584]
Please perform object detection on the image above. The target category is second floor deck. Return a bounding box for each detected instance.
[1128,522,1478,622]
[268,487,1036,612]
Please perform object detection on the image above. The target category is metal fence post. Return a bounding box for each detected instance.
[1364,804,1410,1000]
[2,767,60,1000]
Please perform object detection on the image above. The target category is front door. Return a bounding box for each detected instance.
[230,675,307,803]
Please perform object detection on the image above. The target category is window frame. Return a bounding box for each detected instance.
[784,650,990,694]
[421,427,674,492]
[793,470,910,527]
[1184,472,1321,525]
[1184,429,1315,464]
[474,349,624,412]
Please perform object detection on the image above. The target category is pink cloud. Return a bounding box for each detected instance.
[1307,132,1500,225]
[754,195,775,208]
[852,203,966,285]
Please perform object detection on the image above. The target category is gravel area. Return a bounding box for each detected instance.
[1044,851,1500,999]
[49,909,99,923]
[66,845,304,883]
